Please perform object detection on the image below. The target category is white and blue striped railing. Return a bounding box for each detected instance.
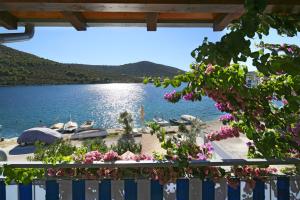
[0,158,299,200]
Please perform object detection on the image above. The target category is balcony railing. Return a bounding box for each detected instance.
[0,158,299,200]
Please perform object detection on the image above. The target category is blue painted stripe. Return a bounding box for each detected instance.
[72,180,85,200]
[277,177,290,200]
[228,180,240,200]
[0,181,5,200]
[124,179,137,200]
[99,179,111,200]
[46,180,59,200]
[176,179,189,200]
[19,183,32,200]
[202,179,215,200]
[253,179,264,200]
[151,180,163,200]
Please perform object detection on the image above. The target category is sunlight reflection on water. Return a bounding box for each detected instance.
[87,84,145,128]
[0,83,221,138]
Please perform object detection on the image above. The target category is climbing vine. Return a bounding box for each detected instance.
[145,0,300,159]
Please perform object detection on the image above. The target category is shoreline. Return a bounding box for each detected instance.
[0,119,250,161]
[0,82,145,88]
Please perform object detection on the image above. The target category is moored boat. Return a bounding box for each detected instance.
[64,121,78,133]
[180,114,196,122]
[153,117,169,126]
[180,114,206,125]
[78,120,94,131]
[169,118,191,126]
[70,129,107,140]
[50,123,64,132]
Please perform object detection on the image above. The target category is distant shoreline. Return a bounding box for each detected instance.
[0,81,145,88]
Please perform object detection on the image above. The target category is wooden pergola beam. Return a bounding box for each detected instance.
[62,12,87,31]
[0,11,18,30]
[146,13,158,31]
[213,12,243,31]
[0,3,245,13]
[0,0,299,13]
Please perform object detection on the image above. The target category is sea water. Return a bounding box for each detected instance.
[0,83,221,138]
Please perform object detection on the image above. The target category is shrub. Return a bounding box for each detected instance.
[82,138,108,153]
[110,139,142,155]
[28,139,76,162]
[118,111,133,134]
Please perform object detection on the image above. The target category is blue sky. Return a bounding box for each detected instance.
[1,27,299,71]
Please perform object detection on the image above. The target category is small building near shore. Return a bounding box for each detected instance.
[246,71,261,88]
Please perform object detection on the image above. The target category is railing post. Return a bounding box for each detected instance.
[0,180,6,200]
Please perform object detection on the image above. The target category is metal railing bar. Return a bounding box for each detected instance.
[0,158,299,169]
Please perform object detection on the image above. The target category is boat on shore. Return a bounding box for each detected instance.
[78,120,94,131]
[153,117,169,126]
[63,121,78,133]
[181,114,206,125]
[50,123,64,132]
[70,129,107,140]
[169,118,191,126]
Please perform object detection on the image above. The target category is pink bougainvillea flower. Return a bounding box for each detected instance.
[205,64,215,75]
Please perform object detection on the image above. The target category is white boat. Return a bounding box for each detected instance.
[181,115,206,125]
[50,123,64,132]
[181,115,197,121]
[153,117,170,126]
[64,121,78,133]
[70,129,107,140]
[78,120,94,131]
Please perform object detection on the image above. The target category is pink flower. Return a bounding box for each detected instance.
[183,92,194,101]
[84,150,102,164]
[103,150,119,161]
[282,99,288,105]
[219,114,235,122]
[205,64,215,75]
[139,154,153,160]
[206,126,239,141]
[215,102,228,112]
[172,155,178,161]
[47,168,56,177]
[164,90,180,103]
[287,47,294,53]
[197,153,207,160]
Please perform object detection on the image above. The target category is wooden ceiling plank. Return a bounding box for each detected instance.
[0,3,244,13]
[62,11,87,31]
[213,12,243,31]
[0,11,18,30]
[146,12,158,31]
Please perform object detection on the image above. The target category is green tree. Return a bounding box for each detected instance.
[118,111,134,135]
[147,0,300,159]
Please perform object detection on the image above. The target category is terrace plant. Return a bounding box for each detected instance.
[82,138,108,153]
[118,111,134,135]
[145,0,300,159]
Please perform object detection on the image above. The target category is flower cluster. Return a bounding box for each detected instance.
[120,151,153,161]
[291,122,300,145]
[183,92,194,101]
[206,126,239,141]
[205,64,215,75]
[196,142,214,160]
[84,151,102,164]
[215,102,228,112]
[164,90,181,103]
[103,150,119,161]
[229,166,277,189]
[279,44,297,54]
[219,114,235,124]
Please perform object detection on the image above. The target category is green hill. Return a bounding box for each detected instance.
[0,45,184,85]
